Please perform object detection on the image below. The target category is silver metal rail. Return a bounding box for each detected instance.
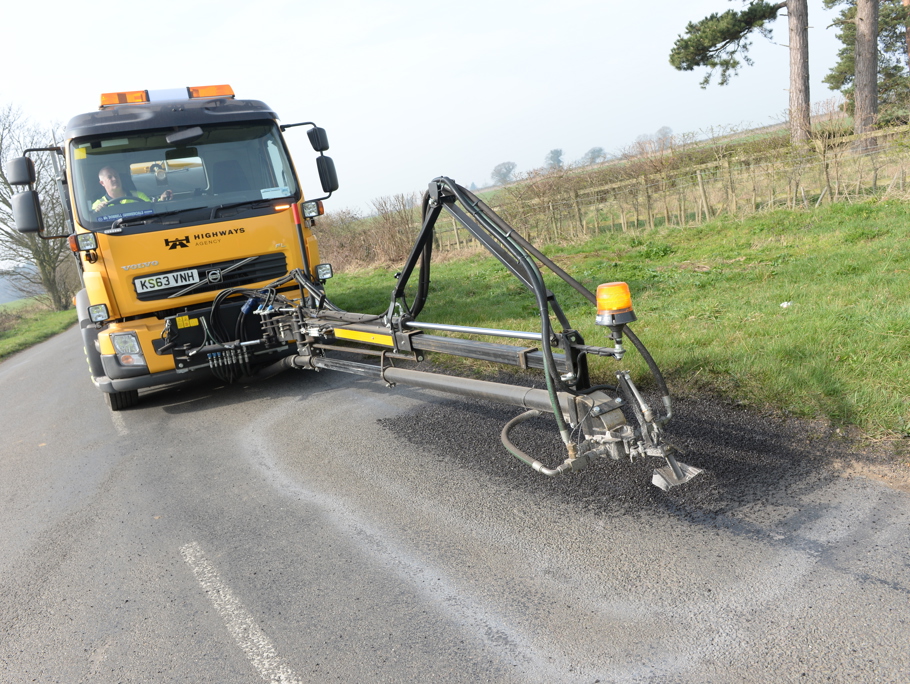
[404,321,543,341]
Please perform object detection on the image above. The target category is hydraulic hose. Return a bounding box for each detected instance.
[500,410,573,476]
[457,182,569,432]
[462,192,598,307]
[448,180,672,424]
[440,179,572,444]
[622,326,672,421]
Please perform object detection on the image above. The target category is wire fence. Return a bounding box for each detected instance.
[318,124,910,269]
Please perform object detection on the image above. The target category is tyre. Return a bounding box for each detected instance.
[106,389,139,411]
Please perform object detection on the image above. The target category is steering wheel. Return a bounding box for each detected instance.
[107,196,150,206]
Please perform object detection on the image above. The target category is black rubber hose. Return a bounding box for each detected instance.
[439,179,570,438]
[461,192,598,307]
[623,326,670,400]
[451,181,567,388]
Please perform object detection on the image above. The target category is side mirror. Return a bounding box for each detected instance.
[11,190,45,234]
[316,156,339,194]
[307,127,330,152]
[7,156,36,186]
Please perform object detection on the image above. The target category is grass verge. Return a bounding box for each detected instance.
[0,299,77,362]
[324,200,910,439]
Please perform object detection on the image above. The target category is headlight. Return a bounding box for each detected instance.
[302,200,324,218]
[89,304,109,322]
[76,233,98,251]
[68,233,98,253]
[315,263,333,280]
[111,332,146,366]
[111,333,141,355]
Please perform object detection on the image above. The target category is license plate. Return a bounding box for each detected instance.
[135,269,200,293]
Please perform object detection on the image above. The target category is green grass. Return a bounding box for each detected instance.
[0,299,77,362]
[324,199,910,437]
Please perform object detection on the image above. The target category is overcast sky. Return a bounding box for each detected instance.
[3,0,844,214]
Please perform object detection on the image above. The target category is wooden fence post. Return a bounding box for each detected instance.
[697,170,712,220]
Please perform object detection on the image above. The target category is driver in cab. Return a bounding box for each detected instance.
[92,166,172,212]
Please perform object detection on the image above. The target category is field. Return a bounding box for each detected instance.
[0,298,77,362]
[324,199,910,440]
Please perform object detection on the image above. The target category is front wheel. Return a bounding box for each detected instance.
[106,389,139,411]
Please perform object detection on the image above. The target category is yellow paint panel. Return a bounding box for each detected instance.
[334,329,394,347]
[82,270,115,319]
[82,211,304,319]
[99,332,115,355]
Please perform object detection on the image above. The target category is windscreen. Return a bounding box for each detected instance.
[70,123,298,232]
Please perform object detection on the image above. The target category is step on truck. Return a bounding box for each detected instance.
[8,85,701,490]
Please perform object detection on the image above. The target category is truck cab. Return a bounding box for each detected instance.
[10,85,337,409]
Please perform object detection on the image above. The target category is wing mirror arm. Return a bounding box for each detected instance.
[5,148,68,238]
[280,122,339,201]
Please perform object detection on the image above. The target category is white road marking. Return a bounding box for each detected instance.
[243,416,570,683]
[110,411,128,436]
[180,542,302,684]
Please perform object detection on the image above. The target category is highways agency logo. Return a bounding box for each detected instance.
[164,228,247,249]
[164,236,190,250]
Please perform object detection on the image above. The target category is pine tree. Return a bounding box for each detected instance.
[669,1,811,143]
[824,0,910,126]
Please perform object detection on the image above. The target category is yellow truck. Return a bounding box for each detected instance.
[10,85,335,410]
[8,85,701,490]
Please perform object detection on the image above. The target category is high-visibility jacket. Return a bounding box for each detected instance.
[92,190,152,212]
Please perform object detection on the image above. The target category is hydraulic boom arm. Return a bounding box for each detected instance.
[159,178,703,490]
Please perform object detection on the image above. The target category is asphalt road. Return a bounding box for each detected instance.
[1,328,908,683]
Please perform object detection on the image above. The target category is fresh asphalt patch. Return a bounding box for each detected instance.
[378,388,863,524]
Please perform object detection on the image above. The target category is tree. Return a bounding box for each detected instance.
[580,147,607,166]
[855,0,881,137]
[0,104,76,311]
[370,193,420,262]
[491,161,517,186]
[670,1,812,143]
[544,149,564,170]
[824,0,907,126]
[655,126,674,151]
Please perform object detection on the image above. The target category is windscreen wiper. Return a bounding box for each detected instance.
[107,206,208,231]
[210,199,280,219]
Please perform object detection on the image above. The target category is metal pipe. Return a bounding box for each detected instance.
[305,356,573,415]
[404,321,543,341]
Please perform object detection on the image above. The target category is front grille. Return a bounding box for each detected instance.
[134,252,288,301]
